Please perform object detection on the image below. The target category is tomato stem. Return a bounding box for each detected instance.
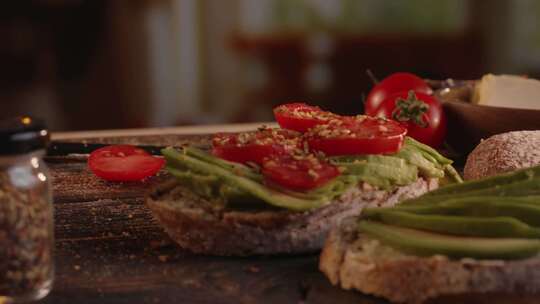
[366,69,379,85]
[391,90,429,127]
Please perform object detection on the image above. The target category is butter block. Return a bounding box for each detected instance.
[473,74,540,110]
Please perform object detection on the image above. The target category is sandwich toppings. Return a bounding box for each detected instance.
[213,105,409,190]
[262,154,341,191]
[163,134,457,212]
[274,103,340,133]
[209,103,449,193]
[320,165,540,304]
[211,127,301,165]
[305,116,407,156]
[87,101,455,200]
[86,98,459,211]
[359,165,540,260]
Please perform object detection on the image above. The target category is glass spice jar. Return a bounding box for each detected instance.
[0,117,54,302]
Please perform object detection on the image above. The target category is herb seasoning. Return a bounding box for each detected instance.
[0,117,53,302]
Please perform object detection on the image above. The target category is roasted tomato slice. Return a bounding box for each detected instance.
[305,116,407,156]
[212,127,301,164]
[88,145,165,181]
[273,103,340,133]
[262,154,340,191]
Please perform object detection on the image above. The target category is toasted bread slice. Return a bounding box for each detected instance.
[146,177,437,256]
[320,217,540,304]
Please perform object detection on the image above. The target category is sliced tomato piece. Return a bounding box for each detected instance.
[262,154,340,191]
[305,116,407,156]
[88,145,165,181]
[212,128,301,164]
[274,102,340,133]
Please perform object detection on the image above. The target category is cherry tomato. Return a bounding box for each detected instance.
[373,91,447,148]
[364,72,432,116]
[262,154,340,191]
[274,103,340,133]
[88,145,165,181]
[305,116,407,156]
[212,128,301,164]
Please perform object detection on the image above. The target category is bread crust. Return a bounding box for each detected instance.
[464,131,540,180]
[146,178,436,256]
[320,218,540,304]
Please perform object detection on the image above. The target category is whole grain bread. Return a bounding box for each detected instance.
[464,131,540,180]
[146,177,437,256]
[320,217,540,304]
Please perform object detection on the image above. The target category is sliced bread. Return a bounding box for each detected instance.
[146,177,437,256]
[320,217,540,303]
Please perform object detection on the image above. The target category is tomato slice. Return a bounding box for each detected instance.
[305,116,407,156]
[88,145,165,181]
[274,103,340,133]
[262,154,340,191]
[212,128,301,164]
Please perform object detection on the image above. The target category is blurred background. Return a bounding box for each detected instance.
[1,0,538,131]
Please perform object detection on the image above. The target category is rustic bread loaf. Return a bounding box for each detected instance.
[464,131,540,180]
[146,178,437,256]
[320,217,540,304]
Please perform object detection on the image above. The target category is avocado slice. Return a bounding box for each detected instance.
[361,210,540,238]
[340,158,418,190]
[358,221,540,260]
[438,165,463,184]
[331,141,458,182]
[404,137,453,165]
[339,155,405,167]
[404,178,540,206]
[165,167,221,198]
[163,148,329,211]
[162,139,460,211]
[393,145,445,178]
[184,147,262,182]
[421,165,540,198]
[273,175,359,201]
[390,196,540,227]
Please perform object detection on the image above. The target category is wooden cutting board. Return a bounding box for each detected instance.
[43,133,535,304]
[43,133,379,304]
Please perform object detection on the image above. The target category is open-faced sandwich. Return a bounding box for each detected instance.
[146,103,461,256]
[321,161,540,303]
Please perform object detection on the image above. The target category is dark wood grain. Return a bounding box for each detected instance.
[41,134,386,304]
[58,133,212,148]
[39,134,537,303]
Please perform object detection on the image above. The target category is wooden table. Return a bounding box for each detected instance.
[41,123,514,304]
[41,123,384,304]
